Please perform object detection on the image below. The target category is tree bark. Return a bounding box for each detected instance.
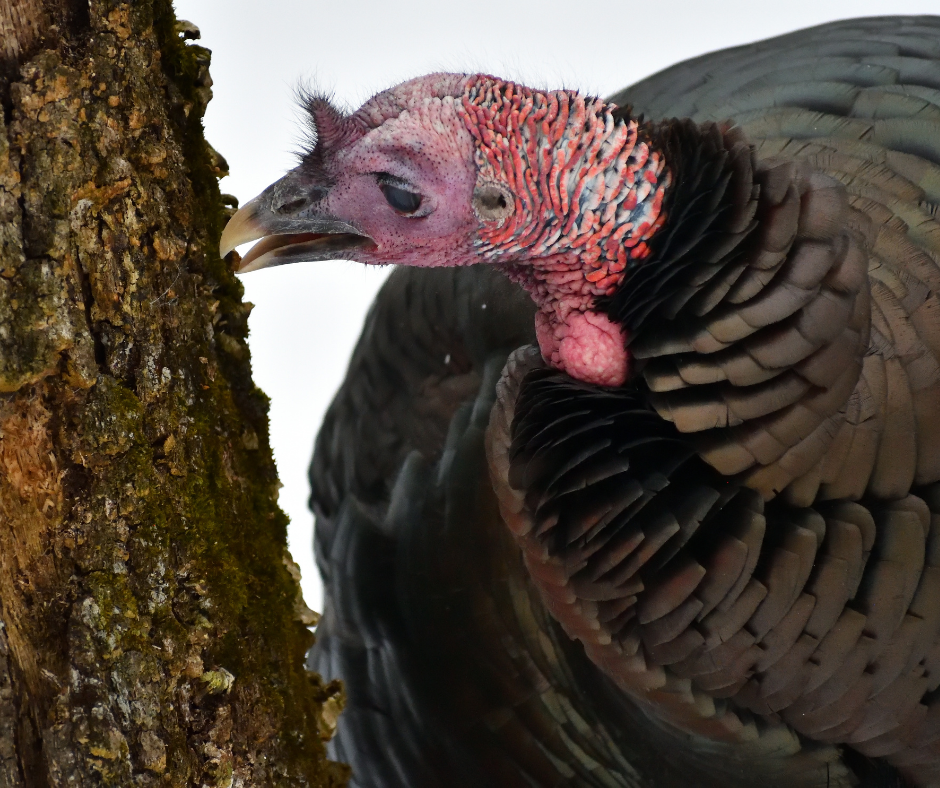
[0,0,348,784]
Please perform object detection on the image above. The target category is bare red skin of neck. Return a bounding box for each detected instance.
[452,77,663,388]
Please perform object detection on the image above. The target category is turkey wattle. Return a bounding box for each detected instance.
[222,16,940,787]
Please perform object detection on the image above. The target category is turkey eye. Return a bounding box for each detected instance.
[380,182,422,214]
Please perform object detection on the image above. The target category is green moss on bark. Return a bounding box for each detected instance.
[0,1,348,785]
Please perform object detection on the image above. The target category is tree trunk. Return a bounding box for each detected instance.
[0,0,348,784]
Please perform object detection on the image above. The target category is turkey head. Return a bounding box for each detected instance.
[221,74,713,388]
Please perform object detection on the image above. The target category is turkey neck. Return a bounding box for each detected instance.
[485,108,770,390]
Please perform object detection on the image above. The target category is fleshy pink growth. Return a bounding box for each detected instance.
[307,97,357,152]
[535,309,630,387]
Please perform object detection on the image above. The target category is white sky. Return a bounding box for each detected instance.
[173,0,939,614]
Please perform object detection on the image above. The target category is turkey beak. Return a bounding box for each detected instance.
[219,168,374,273]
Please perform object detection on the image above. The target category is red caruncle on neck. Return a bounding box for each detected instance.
[456,76,671,297]
[455,77,671,386]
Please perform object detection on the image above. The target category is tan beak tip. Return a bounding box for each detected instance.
[219,197,265,258]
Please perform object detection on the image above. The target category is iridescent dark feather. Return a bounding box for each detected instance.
[598,119,757,335]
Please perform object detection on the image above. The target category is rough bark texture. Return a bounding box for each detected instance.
[0,0,348,784]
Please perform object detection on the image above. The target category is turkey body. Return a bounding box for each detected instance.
[305,16,940,788]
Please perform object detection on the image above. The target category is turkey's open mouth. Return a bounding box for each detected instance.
[236,232,376,273]
[219,192,375,273]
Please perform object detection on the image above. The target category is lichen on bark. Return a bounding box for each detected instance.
[0,0,348,784]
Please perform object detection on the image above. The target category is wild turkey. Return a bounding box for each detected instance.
[220,16,940,787]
